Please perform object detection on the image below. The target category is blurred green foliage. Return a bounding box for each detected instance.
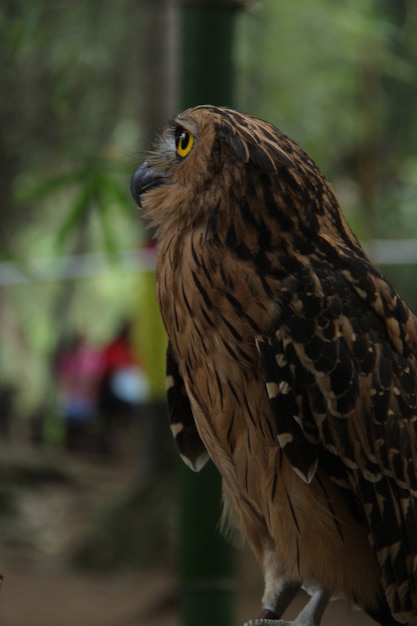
[19,159,133,257]
[236,0,417,237]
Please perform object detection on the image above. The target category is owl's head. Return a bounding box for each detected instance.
[131,105,341,245]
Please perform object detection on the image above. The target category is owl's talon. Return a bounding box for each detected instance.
[244,611,292,624]
[244,620,280,626]
[244,588,329,626]
[259,609,278,619]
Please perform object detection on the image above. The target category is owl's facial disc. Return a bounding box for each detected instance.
[131,161,165,207]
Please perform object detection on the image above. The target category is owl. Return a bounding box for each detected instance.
[131,105,417,626]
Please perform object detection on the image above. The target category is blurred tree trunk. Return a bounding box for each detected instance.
[0,125,19,254]
[356,0,417,239]
[132,0,179,480]
[140,0,179,144]
[380,0,417,157]
[356,44,382,239]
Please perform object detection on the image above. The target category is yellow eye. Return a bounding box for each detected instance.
[175,127,194,158]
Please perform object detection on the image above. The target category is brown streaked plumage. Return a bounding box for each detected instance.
[131,105,417,626]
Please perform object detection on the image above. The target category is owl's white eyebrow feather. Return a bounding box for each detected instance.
[148,128,176,163]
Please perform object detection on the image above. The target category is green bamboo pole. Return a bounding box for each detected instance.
[179,1,240,625]
[180,462,235,625]
[180,0,236,108]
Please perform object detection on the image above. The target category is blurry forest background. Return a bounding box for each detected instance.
[1,0,417,414]
[0,0,417,625]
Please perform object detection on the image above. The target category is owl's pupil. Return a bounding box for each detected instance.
[180,133,188,149]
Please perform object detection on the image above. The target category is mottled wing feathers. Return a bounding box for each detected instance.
[354,466,417,621]
[256,333,319,483]
[260,261,417,486]
[166,343,209,472]
[316,234,417,359]
[258,261,417,621]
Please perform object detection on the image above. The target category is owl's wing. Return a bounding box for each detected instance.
[166,342,209,472]
[256,262,417,621]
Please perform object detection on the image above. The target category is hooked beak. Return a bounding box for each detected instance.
[130,162,165,207]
